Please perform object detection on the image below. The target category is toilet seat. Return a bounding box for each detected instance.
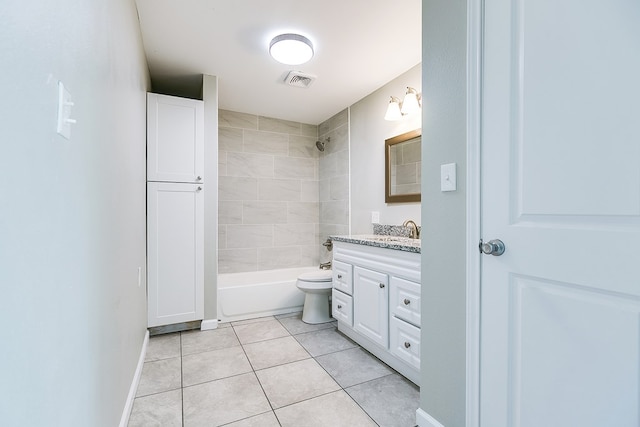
[297,270,332,291]
[298,270,332,282]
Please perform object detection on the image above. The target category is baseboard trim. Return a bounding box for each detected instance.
[119,330,149,427]
[416,408,445,427]
[200,318,218,330]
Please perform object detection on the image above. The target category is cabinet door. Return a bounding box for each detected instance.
[147,182,204,327]
[332,260,353,295]
[147,93,204,183]
[390,316,420,370]
[390,276,421,327]
[353,266,389,348]
[332,289,353,326]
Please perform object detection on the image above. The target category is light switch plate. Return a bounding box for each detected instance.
[56,81,74,140]
[371,211,380,223]
[441,163,457,192]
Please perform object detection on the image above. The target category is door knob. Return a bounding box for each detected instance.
[480,239,505,256]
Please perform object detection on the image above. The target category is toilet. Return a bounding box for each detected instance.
[296,269,333,324]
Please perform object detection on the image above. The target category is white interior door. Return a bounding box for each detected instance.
[480,1,640,426]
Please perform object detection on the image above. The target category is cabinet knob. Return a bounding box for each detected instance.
[337,304,342,309]
[404,342,411,349]
[196,176,202,181]
[337,274,342,279]
[197,186,202,192]
[379,283,385,289]
[403,298,411,305]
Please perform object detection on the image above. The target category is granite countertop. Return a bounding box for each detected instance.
[330,234,421,254]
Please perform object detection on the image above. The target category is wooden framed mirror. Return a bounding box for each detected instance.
[385,129,421,203]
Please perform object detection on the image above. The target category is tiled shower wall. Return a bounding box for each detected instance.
[318,109,350,264]
[218,110,320,274]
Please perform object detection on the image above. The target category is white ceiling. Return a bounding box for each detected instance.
[134,0,422,125]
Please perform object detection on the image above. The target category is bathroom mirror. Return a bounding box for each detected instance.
[385,129,421,203]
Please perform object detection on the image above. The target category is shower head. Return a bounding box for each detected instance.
[315,137,330,152]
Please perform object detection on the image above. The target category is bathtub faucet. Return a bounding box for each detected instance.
[319,261,332,270]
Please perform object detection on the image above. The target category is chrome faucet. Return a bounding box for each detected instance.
[319,261,332,270]
[402,219,420,239]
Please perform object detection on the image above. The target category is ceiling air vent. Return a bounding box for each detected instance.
[284,71,316,88]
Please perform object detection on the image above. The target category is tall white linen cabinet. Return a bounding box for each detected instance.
[146,93,205,327]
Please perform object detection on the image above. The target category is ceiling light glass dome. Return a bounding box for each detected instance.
[269,33,314,65]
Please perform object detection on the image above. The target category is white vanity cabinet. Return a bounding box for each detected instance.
[331,239,421,385]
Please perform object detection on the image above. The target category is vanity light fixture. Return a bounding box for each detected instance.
[384,87,422,121]
[401,87,421,115]
[269,33,314,65]
[384,96,403,121]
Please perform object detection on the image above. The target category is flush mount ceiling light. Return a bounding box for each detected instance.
[269,33,314,65]
[384,87,422,121]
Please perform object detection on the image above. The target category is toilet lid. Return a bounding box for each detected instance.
[298,270,333,282]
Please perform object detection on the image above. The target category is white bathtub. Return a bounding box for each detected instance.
[217,266,319,323]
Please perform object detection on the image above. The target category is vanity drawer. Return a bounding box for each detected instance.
[389,316,420,370]
[332,289,353,326]
[390,276,421,327]
[332,260,353,295]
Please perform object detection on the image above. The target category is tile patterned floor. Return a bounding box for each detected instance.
[128,312,419,427]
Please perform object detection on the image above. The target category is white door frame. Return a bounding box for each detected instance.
[465,0,483,426]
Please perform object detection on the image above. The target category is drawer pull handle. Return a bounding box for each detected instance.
[337,305,343,309]
[337,274,342,279]
[379,283,385,289]
[403,298,411,305]
[404,342,411,349]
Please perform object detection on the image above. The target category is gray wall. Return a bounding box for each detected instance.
[0,0,150,425]
[349,64,422,233]
[217,110,320,273]
[419,0,468,426]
